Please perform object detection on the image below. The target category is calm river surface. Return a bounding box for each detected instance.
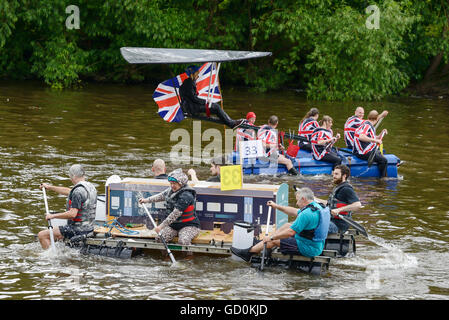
[0,80,448,300]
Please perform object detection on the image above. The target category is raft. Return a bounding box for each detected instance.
[63,177,359,275]
[230,148,401,178]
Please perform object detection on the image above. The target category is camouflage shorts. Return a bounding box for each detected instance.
[59,224,94,240]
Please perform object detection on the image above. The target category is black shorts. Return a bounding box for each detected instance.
[59,224,94,240]
[279,237,300,255]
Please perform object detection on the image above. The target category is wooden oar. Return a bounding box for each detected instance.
[42,187,56,251]
[336,214,368,238]
[141,204,176,265]
[260,206,272,271]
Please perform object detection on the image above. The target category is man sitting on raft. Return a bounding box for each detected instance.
[38,164,97,249]
[230,187,329,261]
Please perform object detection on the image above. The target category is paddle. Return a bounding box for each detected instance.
[141,203,177,265]
[42,187,56,251]
[260,206,272,271]
[336,214,368,238]
[367,130,386,168]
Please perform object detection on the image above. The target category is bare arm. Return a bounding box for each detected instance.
[330,201,362,217]
[46,208,78,220]
[41,183,71,196]
[267,200,298,218]
[187,169,200,183]
[359,133,382,144]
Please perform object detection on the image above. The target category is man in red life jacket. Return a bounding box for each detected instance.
[257,115,298,175]
[38,164,97,249]
[353,110,388,177]
[344,107,388,150]
[315,165,362,234]
[235,112,257,151]
[139,169,200,258]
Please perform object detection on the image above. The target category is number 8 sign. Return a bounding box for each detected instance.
[220,165,243,191]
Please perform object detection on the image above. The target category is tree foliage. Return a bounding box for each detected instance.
[0,0,447,99]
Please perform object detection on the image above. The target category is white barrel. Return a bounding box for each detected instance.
[95,195,106,222]
[231,221,254,261]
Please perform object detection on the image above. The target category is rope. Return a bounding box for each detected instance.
[96,219,140,236]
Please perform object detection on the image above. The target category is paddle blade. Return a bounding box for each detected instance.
[367,148,377,168]
[338,214,368,237]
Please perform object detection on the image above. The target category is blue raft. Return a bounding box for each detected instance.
[230,148,401,178]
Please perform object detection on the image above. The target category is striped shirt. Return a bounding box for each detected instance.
[344,116,365,149]
[354,121,376,155]
[310,128,334,160]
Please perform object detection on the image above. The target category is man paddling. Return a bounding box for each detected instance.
[315,164,362,234]
[230,187,329,261]
[179,65,244,129]
[344,107,388,150]
[353,110,388,177]
[37,164,97,249]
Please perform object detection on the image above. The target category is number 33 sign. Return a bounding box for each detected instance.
[220,165,242,191]
[240,140,264,158]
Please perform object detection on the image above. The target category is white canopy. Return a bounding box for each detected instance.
[120,47,272,64]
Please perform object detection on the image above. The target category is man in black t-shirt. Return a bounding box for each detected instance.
[152,158,168,179]
[315,165,362,233]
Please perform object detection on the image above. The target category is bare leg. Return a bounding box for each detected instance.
[249,223,292,253]
[38,226,63,249]
[278,154,293,170]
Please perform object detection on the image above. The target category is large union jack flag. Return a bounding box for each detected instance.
[152,63,222,123]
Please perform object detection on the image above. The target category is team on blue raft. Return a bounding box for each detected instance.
[231,106,401,178]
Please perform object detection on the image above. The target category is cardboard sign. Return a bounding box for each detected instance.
[220,165,243,191]
[239,140,264,159]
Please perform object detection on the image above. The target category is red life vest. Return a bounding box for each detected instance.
[327,182,354,220]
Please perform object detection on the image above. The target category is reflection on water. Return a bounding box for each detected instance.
[0,81,448,299]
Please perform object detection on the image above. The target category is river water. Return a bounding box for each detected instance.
[0,80,448,300]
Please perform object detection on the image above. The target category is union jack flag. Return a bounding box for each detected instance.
[153,63,222,123]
